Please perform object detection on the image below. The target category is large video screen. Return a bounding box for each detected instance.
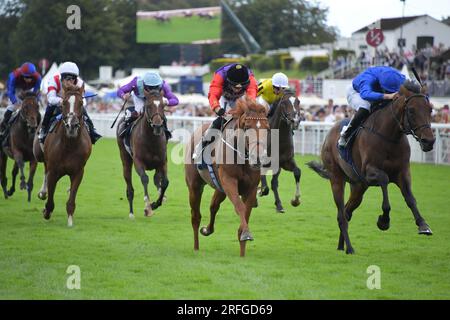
[137,6,222,44]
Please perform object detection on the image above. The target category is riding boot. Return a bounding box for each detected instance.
[267,104,275,118]
[338,108,370,147]
[83,110,102,144]
[119,107,138,137]
[38,104,57,143]
[192,116,224,161]
[0,109,13,138]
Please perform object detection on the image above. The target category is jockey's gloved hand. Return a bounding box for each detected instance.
[215,108,225,117]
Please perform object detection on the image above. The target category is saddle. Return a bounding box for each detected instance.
[118,117,140,157]
[1,111,20,148]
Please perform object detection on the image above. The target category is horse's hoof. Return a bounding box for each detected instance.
[200,226,213,236]
[337,246,344,251]
[144,208,154,217]
[276,206,285,213]
[346,247,355,255]
[129,213,135,219]
[377,215,390,231]
[42,209,51,220]
[418,225,433,236]
[240,230,254,242]
[38,192,47,200]
[253,199,258,208]
[162,195,167,203]
[291,198,301,207]
[7,189,14,197]
[259,187,269,197]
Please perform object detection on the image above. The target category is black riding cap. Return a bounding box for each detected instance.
[226,64,250,87]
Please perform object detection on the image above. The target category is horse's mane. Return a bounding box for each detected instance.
[21,91,37,99]
[234,96,267,118]
[400,80,421,94]
[63,83,83,96]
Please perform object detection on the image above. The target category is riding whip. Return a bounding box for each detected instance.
[111,96,129,129]
[411,67,423,87]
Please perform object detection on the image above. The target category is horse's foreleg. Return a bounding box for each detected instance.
[66,170,84,227]
[259,175,269,197]
[26,161,37,202]
[365,166,392,231]
[331,177,353,254]
[0,152,8,198]
[189,182,204,251]
[221,175,252,257]
[38,164,48,200]
[134,161,152,217]
[396,169,432,235]
[201,190,226,237]
[291,164,302,207]
[15,156,27,191]
[151,164,169,210]
[122,157,134,218]
[8,162,18,197]
[43,171,59,220]
[270,170,284,213]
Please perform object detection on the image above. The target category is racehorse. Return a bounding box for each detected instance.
[116,89,169,218]
[0,92,41,201]
[185,96,270,257]
[259,92,303,213]
[33,84,92,227]
[307,81,435,254]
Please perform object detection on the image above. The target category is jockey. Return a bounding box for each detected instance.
[338,66,406,147]
[0,62,41,138]
[257,72,290,117]
[117,71,178,140]
[38,61,101,144]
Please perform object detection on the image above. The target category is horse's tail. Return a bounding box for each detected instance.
[306,161,331,180]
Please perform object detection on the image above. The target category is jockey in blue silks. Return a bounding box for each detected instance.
[338,66,406,147]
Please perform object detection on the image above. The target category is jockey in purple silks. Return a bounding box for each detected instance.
[117,72,179,140]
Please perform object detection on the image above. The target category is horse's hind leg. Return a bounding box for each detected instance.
[38,164,48,200]
[26,160,37,202]
[15,156,27,190]
[43,171,59,220]
[396,168,432,235]
[201,190,226,237]
[345,183,368,222]
[151,163,169,210]
[8,162,18,197]
[271,170,284,213]
[66,170,84,227]
[331,176,354,254]
[121,153,134,218]
[0,152,8,198]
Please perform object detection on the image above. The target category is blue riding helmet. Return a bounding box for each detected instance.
[143,72,163,90]
[379,70,406,93]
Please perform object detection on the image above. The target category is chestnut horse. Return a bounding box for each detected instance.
[185,97,270,257]
[0,92,41,201]
[307,81,435,254]
[116,89,169,218]
[33,84,92,227]
[259,92,303,212]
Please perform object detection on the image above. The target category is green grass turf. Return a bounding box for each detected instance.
[0,138,449,299]
[137,16,221,44]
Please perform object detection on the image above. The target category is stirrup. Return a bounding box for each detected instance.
[338,136,347,148]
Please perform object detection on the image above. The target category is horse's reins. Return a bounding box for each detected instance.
[61,91,84,128]
[144,97,165,127]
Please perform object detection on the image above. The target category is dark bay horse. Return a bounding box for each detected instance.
[259,92,303,212]
[0,92,41,201]
[185,97,270,257]
[116,89,169,218]
[308,81,435,254]
[33,84,92,227]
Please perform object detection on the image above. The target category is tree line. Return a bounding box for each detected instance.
[0,0,336,80]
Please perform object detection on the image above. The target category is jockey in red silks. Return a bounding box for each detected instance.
[0,62,41,139]
[117,71,179,140]
[38,61,101,144]
[192,63,258,160]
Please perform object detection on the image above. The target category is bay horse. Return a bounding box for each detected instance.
[33,84,92,227]
[0,92,41,201]
[259,92,303,213]
[185,97,270,257]
[116,89,169,218]
[307,81,435,254]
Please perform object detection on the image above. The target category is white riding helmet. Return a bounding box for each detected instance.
[59,62,79,76]
[272,72,289,88]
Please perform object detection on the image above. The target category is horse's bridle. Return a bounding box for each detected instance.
[19,98,39,131]
[62,92,83,128]
[390,93,431,142]
[274,93,300,127]
[144,97,165,128]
